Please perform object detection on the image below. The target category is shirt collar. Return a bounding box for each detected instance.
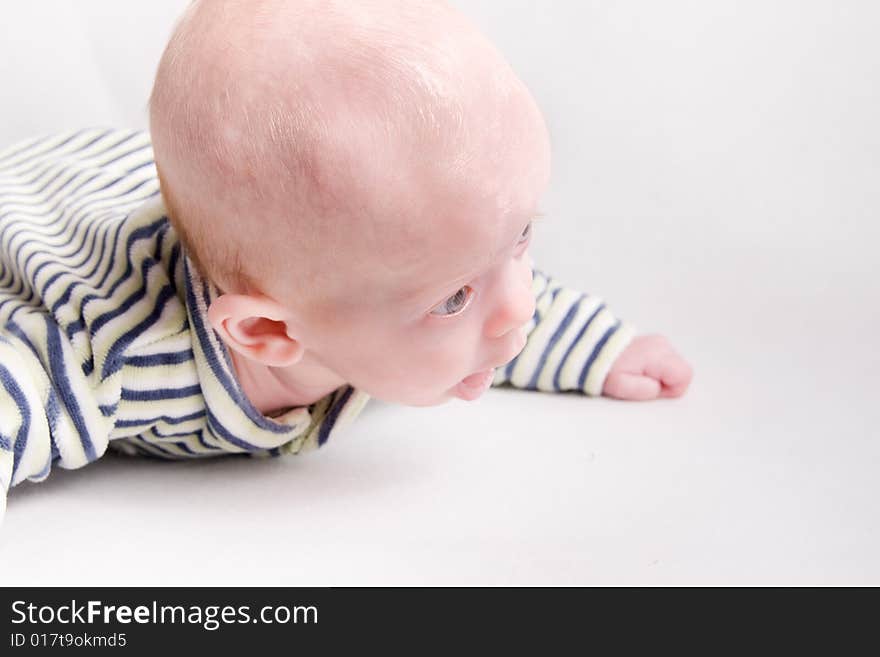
[178,229,369,455]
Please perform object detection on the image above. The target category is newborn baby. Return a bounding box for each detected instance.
[0,0,691,524]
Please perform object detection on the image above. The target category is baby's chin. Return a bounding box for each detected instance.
[373,369,497,407]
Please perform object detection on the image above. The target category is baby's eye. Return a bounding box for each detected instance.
[430,285,474,317]
[517,221,532,245]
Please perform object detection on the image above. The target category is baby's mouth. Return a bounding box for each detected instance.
[453,368,496,401]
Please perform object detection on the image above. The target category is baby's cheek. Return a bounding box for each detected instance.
[354,321,475,395]
[422,339,472,382]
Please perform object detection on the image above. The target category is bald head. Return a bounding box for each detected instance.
[149,0,549,308]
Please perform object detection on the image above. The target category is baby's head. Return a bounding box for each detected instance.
[149,0,551,406]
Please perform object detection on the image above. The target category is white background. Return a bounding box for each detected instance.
[0,1,877,585]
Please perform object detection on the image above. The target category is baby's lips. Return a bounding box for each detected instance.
[454,368,496,401]
[460,369,494,388]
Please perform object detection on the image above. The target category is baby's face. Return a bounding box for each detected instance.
[308,215,536,406]
[294,113,550,406]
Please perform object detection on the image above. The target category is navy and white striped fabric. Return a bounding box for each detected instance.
[0,127,634,523]
[494,268,636,395]
[0,128,369,522]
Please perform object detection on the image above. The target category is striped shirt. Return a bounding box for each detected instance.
[0,127,635,521]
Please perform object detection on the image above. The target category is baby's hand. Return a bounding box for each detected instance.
[602,334,693,401]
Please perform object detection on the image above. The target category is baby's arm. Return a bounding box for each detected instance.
[493,269,692,399]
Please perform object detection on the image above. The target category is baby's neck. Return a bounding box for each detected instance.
[228,348,348,415]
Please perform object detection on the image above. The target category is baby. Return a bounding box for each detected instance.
[0,0,691,524]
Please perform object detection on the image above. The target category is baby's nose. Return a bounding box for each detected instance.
[485,275,536,339]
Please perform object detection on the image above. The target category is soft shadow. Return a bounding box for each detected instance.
[7,437,427,515]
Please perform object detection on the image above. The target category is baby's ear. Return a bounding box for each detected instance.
[207,294,303,367]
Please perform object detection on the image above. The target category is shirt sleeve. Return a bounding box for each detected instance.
[0,312,111,525]
[492,269,637,396]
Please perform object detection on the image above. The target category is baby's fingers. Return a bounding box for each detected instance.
[649,354,693,398]
[660,378,691,398]
[602,372,661,401]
